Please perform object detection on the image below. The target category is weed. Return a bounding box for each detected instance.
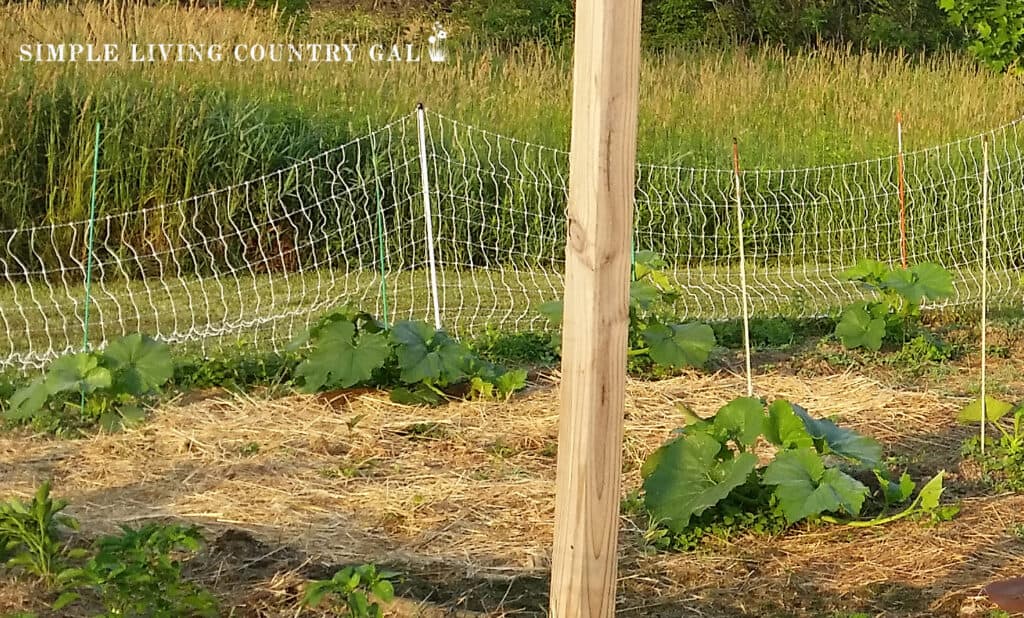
[0,482,81,584]
[59,523,217,617]
[471,328,557,367]
[303,564,399,617]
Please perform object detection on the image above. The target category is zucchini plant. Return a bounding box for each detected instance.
[287,308,528,405]
[835,259,953,351]
[540,251,716,372]
[2,334,173,434]
[640,397,956,547]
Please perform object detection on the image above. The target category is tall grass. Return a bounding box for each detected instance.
[0,3,1022,272]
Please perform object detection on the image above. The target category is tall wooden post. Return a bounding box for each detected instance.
[550,1,642,616]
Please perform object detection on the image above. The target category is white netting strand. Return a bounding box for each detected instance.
[1,109,1022,371]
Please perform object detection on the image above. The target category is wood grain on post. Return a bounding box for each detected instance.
[550,0,642,616]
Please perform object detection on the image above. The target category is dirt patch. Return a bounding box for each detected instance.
[0,372,1020,616]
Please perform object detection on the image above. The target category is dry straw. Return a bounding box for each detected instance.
[0,371,1009,616]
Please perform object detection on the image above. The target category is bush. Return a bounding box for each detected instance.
[451,0,574,46]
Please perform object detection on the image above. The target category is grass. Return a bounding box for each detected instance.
[1,4,1023,271]
[1,260,1020,370]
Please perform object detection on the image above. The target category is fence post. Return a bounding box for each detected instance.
[980,134,990,454]
[550,0,641,613]
[369,125,389,328]
[733,138,753,397]
[81,121,101,409]
[897,112,908,268]
[416,103,442,330]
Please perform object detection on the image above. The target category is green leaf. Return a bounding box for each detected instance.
[835,302,885,351]
[44,353,112,395]
[791,404,883,468]
[643,322,716,368]
[371,579,395,602]
[391,321,468,385]
[642,432,758,532]
[98,412,123,433]
[711,397,765,449]
[908,263,954,300]
[916,471,946,512]
[875,470,916,506]
[884,263,954,304]
[841,259,889,286]
[764,400,814,449]
[118,405,146,428]
[4,380,48,421]
[763,448,868,523]
[957,396,1015,423]
[494,369,528,397]
[389,386,444,406]
[629,280,661,310]
[295,321,390,392]
[302,582,329,607]
[51,591,79,611]
[102,333,173,396]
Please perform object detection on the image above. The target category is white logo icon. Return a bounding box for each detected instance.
[428,22,448,63]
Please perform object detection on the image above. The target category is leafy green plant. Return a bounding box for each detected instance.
[171,349,297,391]
[2,334,173,434]
[302,564,398,618]
[57,523,217,617]
[288,308,528,405]
[640,397,954,546]
[939,0,1024,72]
[835,260,953,351]
[0,482,82,585]
[541,252,716,373]
[959,396,1024,492]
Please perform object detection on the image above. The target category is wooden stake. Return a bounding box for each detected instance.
[550,0,642,616]
[897,111,907,268]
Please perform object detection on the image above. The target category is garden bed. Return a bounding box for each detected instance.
[0,371,1018,616]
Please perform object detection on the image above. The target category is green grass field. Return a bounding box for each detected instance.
[2,263,1020,370]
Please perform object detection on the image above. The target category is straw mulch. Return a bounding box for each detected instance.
[0,370,1020,616]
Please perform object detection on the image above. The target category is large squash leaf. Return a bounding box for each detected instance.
[763,447,868,523]
[391,320,469,385]
[792,404,882,469]
[711,397,765,449]
[102,334,173,396]
[643,432,757,532]
[764,399,814,450]
[3,380,48,421]
[643,323,716,368]
[44,353,111,395]
[835,302,885,351]
[295,320,390,392]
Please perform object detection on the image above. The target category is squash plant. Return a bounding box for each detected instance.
[2,334,173,434]
[835,259,953,351]
[641,397,955,542]
[540,251,716,372]
[287,308,527,405]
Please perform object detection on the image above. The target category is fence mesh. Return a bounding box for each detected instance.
[1,109,1022,370]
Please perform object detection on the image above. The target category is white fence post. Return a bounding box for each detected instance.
[416,102,442,330]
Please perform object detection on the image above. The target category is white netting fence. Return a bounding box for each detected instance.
[2,108,1022,370]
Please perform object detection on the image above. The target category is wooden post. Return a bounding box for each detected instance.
[897,111,908,268]
[551,1,642,616]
